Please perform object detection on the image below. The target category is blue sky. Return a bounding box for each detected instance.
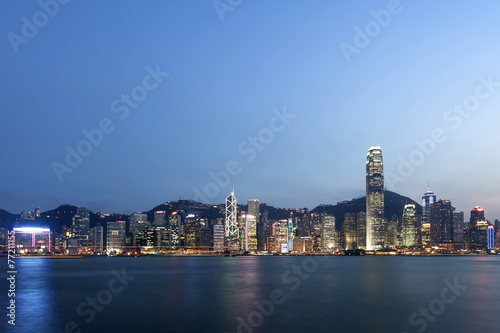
[1,0,500,220]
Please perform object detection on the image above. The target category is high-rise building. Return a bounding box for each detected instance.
[246,199,259,251]
[422,186,437,226]
[402,204,418,247]
[275,220,289,252]
[385,217,398,249]
[225,191,239,250]
[468,221,494,251]
[129,213,148,245]
[366,145,384,251]
[135,221,152,246]
[185,214,201,249]
[200,227,212,250]
[356,212,366,250]
[213,224,225,252]
[168,212,180,249]
[343,213,358,250]
[453,211,465,244]
[153,211,167,226]
[107,221,125,254]
[72,208,90,246]
[321,214,336,253]
[470,207,485,226]
[430,200,454,244]
[93,225,104,253]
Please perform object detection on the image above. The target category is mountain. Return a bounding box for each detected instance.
[0,209,20,228]
[311,190,422,230]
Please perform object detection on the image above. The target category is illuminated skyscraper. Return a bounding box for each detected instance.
[213,224,225,252]
[453,211,465,243]
[129,213,148,245]
[107,221,125,254]
[343,213,358,250]
[225,190,238,250]
[168,212,180,249]
[470,206,485,226]
[422,186,436,226]
[402,204,418,247]
[153,211,167,226]
[321,214,336,253]
[430,200,454,244]
[366,145,384,250]
[246,199,259,251]
[73,208,90,240]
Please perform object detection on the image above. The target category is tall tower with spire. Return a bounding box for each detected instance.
[422,185,436,225]
[366,146,384,251]
[225,189,238,250]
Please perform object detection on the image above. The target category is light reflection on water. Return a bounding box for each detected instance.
[0,256,499,333]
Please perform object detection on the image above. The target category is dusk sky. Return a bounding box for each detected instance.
[1,1,500,220]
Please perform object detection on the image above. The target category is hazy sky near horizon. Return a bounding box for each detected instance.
[1,1,500,220]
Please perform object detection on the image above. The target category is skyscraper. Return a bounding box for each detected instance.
[453,211,465,243]
[430,200,454,244]
[72,208,90,241]
[213,224,225,252]
[107,221,125,254]
[470,206,485,226]
[366,145,384,251]
[168,212,180,249]
[343,213,358,250]
[225,190,238,250]
[321,214,336,253]
[402,204,418,247]
[246,199,259,251]
[422,186,437,225]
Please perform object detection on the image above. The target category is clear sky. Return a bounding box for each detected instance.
[1,0,500,220]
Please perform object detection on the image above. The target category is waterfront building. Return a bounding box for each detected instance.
[366,145,384,250]
[213,224,225,252]
[321,214,336,253]
[402,204,418,247]
[107,221,125,254]
[430,200,454,244]
[225,190,239,250]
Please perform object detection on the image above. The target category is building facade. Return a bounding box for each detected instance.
[366,145,384,250]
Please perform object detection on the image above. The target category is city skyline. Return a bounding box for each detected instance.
[2,1,500,219]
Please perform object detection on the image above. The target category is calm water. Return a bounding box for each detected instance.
[1,255,499,333]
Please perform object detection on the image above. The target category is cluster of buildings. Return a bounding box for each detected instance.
[2,146,498,255]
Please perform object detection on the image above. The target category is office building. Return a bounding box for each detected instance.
[321,214,336,253]
[430,200,454,244]
[366,145,384,250]
[402,204,418,247]
[107,221,125,254]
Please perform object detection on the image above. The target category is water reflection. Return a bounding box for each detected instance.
[11,259,59,332]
